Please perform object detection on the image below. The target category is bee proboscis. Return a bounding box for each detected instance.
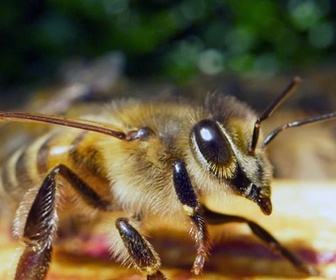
[0,77,335,280]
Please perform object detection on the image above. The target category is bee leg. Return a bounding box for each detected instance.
[172,161,210,275]
[202,205,319,276]
[14,167,57,280]
[14,164,113,280]
[115,218,167,280]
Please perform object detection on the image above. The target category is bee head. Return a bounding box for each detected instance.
[190,118,272,215]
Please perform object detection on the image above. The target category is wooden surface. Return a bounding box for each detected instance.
[0,180,335,279]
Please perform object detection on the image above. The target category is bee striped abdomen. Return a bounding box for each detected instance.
[0,130,110,203]
[0,149,23,200]
[36,133,55,175]
[0,133,57,200]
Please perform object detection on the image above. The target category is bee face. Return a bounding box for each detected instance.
[190,116,272,215]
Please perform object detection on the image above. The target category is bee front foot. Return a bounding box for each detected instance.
[192,254,206,275]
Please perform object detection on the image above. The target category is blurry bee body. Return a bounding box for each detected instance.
[0,79,330,279]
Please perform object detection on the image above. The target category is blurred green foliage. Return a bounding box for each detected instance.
[1,0,335,89]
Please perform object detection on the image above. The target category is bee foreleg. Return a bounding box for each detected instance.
[202,205,319,276]
[115,218,167,280]
[15,244,52,280]
[14,164,113,279]
[14,166,57,280]
[172,160,210,275]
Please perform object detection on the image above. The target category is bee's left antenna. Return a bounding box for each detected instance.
[0,112,127,140]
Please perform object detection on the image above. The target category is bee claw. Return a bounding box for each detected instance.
[192,255,206,275]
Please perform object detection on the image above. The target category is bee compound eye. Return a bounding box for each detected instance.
[191,119,234,176]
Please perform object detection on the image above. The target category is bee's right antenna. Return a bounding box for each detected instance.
[262,111,336,148]
[248,77,302,154]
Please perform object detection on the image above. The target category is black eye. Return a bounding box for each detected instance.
[191,119,236,177]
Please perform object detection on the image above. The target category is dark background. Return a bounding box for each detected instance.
[1,0,335,93]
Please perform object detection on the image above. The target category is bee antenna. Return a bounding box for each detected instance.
[0,112,127,140]
[248,77,302,154]
[262,111,336,147]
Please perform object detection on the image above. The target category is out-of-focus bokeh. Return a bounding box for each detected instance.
[1,0,335,90]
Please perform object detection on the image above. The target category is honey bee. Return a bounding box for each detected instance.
[0,77,335,280]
